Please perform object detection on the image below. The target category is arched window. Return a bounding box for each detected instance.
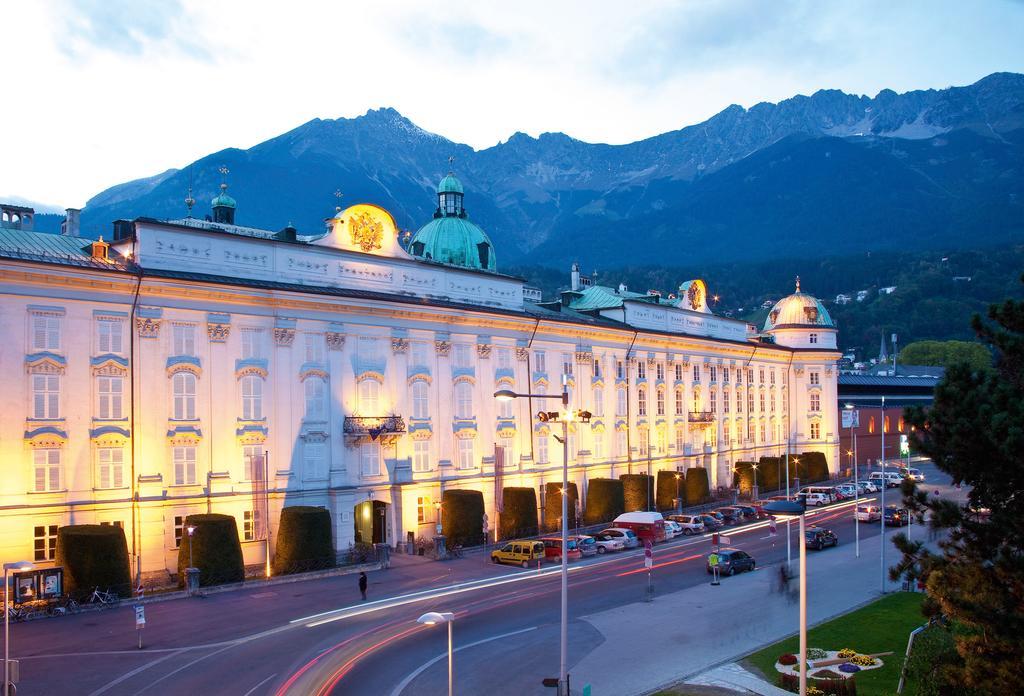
[173,372,197,420]
[241,375,263,420]
[884,416,890,433]
[454,382,473,419]
[411,380,430,419]
[869,416,876,434]
[637,386,647,417]
[359,378,380,415]
[304,377,326,420]
[675,388,684,415]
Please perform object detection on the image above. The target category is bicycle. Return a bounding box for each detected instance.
[88,587,120,607]
[449,544,464,559]
[7,603,28,622]
[47,595,81,616]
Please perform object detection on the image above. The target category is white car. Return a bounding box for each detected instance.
[857,480,878,494]
[668,515,706,535]
[662,520,683,538]
[590,534,624,554]
[901,467,925,482]
[856,504,881,522]
[835,484,858,498]
[799,492,830,507]
[597,527,640,548]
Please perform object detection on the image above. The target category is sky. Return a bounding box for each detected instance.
[3,0,1023,209]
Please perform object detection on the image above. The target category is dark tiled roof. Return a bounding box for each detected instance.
[839,374,942,388]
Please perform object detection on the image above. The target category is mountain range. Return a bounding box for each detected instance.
[48,72,1024,270]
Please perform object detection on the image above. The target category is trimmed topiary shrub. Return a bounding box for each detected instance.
[758,456,781,493]
[655,470,684,511]
[583,478,624,524]
[685,467,711,505]
[500,487,538,539]
[176,513,245,588]
[544,482,579,532]
[273,506,335,575]
[55,525,132,598]
[800,451,830,483]
[620,474,653,511]
[442,489,486,547]
[732,461,756,495]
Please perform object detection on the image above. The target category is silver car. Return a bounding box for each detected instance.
[598,527,640,548]
[668,515,706,535]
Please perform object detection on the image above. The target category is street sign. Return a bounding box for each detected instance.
[644,541,653,569]
[542,678,559,688]
[583,685,592,696]
[718,535,731,546]
[135,604,146,628]
[841,410,860,428]
[900,434,909,456]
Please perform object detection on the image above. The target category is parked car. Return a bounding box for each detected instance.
[797,491,830,507]
[598,527,640,548]
[612,512,668,545]
[869,472,904,488]
[804,527,838,550]
[900,467,925,482]
[884,506,909,526]
[799,486,837,502]
[698,514,723,531]
[662,520,682,539]
[713,507,743,524]
[704,510,726,524]
[733,504,761,520]
[491,540,546,568]
[668,514,706,535]
[590,533,624,554]
[834,484,858,499]
[856,481,877,495]
[540,536,584,561]
[855,504,881,523]
[705,548,756,576]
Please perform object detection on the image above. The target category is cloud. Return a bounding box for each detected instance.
[55,0,210,60]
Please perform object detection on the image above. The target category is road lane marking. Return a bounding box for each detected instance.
[388,626,538,696]
[87,648,186,696]
[243,673,278,696]
[133,643,238,695]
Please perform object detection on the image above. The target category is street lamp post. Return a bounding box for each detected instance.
[434,501,442,536]
[764,502,808,695]
[844,403,860,558]
[4,561,33,696]
[674,473,682,514]
[495,380,584,696]
[418,612,455,696]
[752,463,759,500]
[880,396,887,594]
[186,525,196,568]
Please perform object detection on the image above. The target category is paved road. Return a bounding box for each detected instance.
[10,462,955,696]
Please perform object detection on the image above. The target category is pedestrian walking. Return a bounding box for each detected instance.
[358,571,368,601]
[778,564,790,595]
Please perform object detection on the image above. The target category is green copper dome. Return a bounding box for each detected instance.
[211,184,236,209]
[409,216,496,271]
[437,173,464,194]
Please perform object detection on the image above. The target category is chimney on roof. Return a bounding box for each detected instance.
[618,282,628,294]
[61,208,81,237]
[90,236,110,260]
[571,262,581,291]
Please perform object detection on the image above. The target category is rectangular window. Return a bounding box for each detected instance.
[637,387,647,417]
[710,390,717,413]
[723,367,729,383]
[410,341,430,368]
[97,376,124,419]
[810,393,820,411]
[656,388,665,416]
[32,449,61,492]
[411,380,429,419]
[760,423,766,443]
[496,347,512,370]
[593,358,601,379]
[615,430,627,460]
[810,421,820,439]
[241,376,263,420]
[173,372,197,420]
[304,333,324,363]
[692,365,700,382]
[97,447,124,489]
[723,421,731,445]
[537,433,549,464]
[97,318,124,354]
[674,388,684,415]
[561,353,573,376]
[243,445,263,481]
[616,388,627,417]
[637,361,646,379]
[639,434,649,457]
[173,515,184,549]
[172,324,196,356]
[535,351,546,373]
[34,524,58,561]
[724,390,730,413]
[416,496,430,524]
[617,361,626,380]
[360,442,381,477]
[31,314,61,352]
[709,365,717,382]
[454,382,472,419]
[413,440,430,472]
[770,370,776,385]
[656,363,664,381]
[244,510,255,542]
[457,438,474,470]
[759,368,765,384]
[747,391,755,413]
[593,388,604,417]
[675,427,685,454]
[241,328,264,360]
[99,520,123,528]
[173,446,197,485]
[593,432,604,460]
[737,389,743,413]
[304,441,326,480]
[32,374,60,419]
[357,336,381,364]
[452,343,473,368]
[674,363,683,381]
[771,393,776,412]
[305,377,326,420]
[760,392,765,412]
[809,372,820,385]
[498,397,514,419]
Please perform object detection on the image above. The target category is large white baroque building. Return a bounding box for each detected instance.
[0,180,839,582]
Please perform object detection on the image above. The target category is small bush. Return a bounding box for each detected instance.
[583,478,624,524]
[544,482,579,532]
[176,513,244,588]
[442,489,486,547]
[55,525,132,598]
[685,467,711,505]
[779,653,798,666]
[655,470,684,511]
[500,487,538,539]
[273,506,335,575]
[620,474,653,511]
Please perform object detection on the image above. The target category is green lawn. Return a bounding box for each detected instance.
[744,592,925,695]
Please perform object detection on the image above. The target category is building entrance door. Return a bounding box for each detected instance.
[354,500,388,544]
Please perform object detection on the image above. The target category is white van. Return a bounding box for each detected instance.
[869,471,904,488]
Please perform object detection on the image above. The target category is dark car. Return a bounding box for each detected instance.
[804,527,838,550]
[733,504,760,520]
[698,514,723,531]
[713,507,743,524]
[705,548,756,576]
[884,506,909,526]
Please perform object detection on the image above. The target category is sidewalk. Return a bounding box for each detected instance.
[571,528,905,695]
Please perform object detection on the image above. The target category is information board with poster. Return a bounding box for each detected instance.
[12,567,63,603]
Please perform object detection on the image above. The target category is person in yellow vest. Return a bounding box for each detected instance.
[708,551,720,584]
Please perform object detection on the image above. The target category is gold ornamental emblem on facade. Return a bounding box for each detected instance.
[688,282,704,310]
[349,211,384,252]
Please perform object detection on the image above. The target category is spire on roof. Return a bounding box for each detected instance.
[879,333,888,362]
[795,275,801,293]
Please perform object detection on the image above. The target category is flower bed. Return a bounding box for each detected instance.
[774,649,884,680]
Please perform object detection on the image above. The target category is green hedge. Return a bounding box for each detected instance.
[273,506,335,575]
[500,487,539,540]
[583,478,624,524]
[799,451,830,483]
[544,482,579,532]
[655,470,684,511]
[442,489,486,547]
[732,461,757,495]
[176,513,245,588]
[620,474,654,511]
[685,467,711,505]
[55,525,131,598]
[757,455,801,493]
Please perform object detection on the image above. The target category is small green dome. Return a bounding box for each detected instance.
[211,184,236,209]
[409,216,496,271]
[437,174,464,194]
